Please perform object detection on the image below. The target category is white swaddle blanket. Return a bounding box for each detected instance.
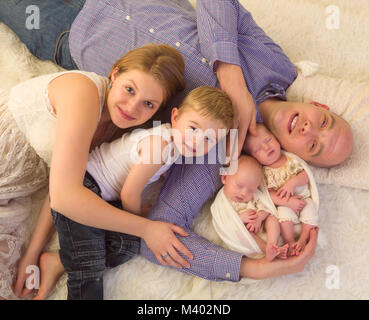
[211,151,320,258]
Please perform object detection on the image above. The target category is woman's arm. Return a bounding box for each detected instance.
[48,73,192,268]
[121,135,167,215]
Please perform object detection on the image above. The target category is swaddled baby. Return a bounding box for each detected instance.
[211,155,289,261]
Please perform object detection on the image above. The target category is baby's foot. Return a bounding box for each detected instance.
[32,252,65,300]
[277,243,289,259]
[266,244,280,261]
[293,238,308,256]
[287,242,296,257]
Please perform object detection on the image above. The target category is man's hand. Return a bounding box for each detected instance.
[240,228,318,280]
[215,61,257,158]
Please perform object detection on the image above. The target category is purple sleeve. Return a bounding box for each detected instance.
[140,160,243,282]
[196,0,241,69]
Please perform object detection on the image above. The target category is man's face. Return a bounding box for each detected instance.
[262,101,353,167]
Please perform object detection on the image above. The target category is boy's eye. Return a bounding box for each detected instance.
[126,86,134,94]
[190,126,199,132]
[145,101,154,108]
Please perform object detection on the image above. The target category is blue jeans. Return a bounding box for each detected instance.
[0,0,85,70]
[50,172,140,300]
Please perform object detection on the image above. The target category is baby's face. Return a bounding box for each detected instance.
[244,125,281,166]
[222,166,260,203]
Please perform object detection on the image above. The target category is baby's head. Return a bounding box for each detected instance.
[243,123,282,166]
[171,86,234,157]
[222,155,263,203]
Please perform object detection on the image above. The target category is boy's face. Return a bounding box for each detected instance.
[244,125,281,166]
[222,162,261,203]
[171,107,227,157]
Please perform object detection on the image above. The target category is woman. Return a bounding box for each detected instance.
[0,43,191,299]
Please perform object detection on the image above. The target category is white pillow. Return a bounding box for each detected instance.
[286,71,369,190]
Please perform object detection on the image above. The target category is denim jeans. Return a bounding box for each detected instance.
[50,172,140,300]
[0,0,85,70]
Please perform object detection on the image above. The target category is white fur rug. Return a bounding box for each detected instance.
[1,0,369,300]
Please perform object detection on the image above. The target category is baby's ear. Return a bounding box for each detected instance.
[310,101,330,110]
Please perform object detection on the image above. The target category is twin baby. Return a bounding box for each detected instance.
[211,123,319,261]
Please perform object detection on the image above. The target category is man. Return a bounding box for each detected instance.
[2,0,352,287]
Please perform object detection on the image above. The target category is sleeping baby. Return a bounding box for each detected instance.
[211,155,289,261]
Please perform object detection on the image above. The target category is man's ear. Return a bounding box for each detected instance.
[310,101,330,110]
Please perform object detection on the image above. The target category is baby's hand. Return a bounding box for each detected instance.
[276,180,296,201]
[246,219,262,234]
[239,209,257,224]
[287,196,307,213]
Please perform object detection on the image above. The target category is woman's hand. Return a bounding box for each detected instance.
[141,220,193,269]
[12,251,39,298]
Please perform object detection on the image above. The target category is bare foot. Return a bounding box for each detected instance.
[266,244,280,261]
[287,242,296,257]
[277,243,289,259]
[32,252,65,300]
[293,238,308,256]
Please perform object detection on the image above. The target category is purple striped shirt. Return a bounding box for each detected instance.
[69,0,297,281]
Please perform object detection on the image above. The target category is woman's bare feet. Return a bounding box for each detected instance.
[32,252,65,300]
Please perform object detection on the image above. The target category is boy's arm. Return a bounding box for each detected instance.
[121,135,167,215]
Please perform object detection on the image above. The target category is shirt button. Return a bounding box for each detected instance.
[201,57,207,64]
[149,28,155,33]
[226,273,231,279]
[125,15,130,20]
[175,42,180,47]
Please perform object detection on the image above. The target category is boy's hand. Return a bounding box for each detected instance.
[239,209,257,224]
[246,218,262,234]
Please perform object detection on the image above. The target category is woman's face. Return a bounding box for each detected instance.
[107,68,164,128]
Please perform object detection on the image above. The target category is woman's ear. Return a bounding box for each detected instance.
[111,67,120,82]
[310,101,330,110]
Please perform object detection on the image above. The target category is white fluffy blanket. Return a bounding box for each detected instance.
[1,0,369,299]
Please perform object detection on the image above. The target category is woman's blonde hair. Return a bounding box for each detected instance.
[177,86,234,130]
[108,43,185,106]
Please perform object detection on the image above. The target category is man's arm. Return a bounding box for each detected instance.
[140,159,318,281]
[196,0,258,155]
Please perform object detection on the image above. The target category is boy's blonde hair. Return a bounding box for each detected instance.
[177,86,234,130]
[108,43,186,106]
